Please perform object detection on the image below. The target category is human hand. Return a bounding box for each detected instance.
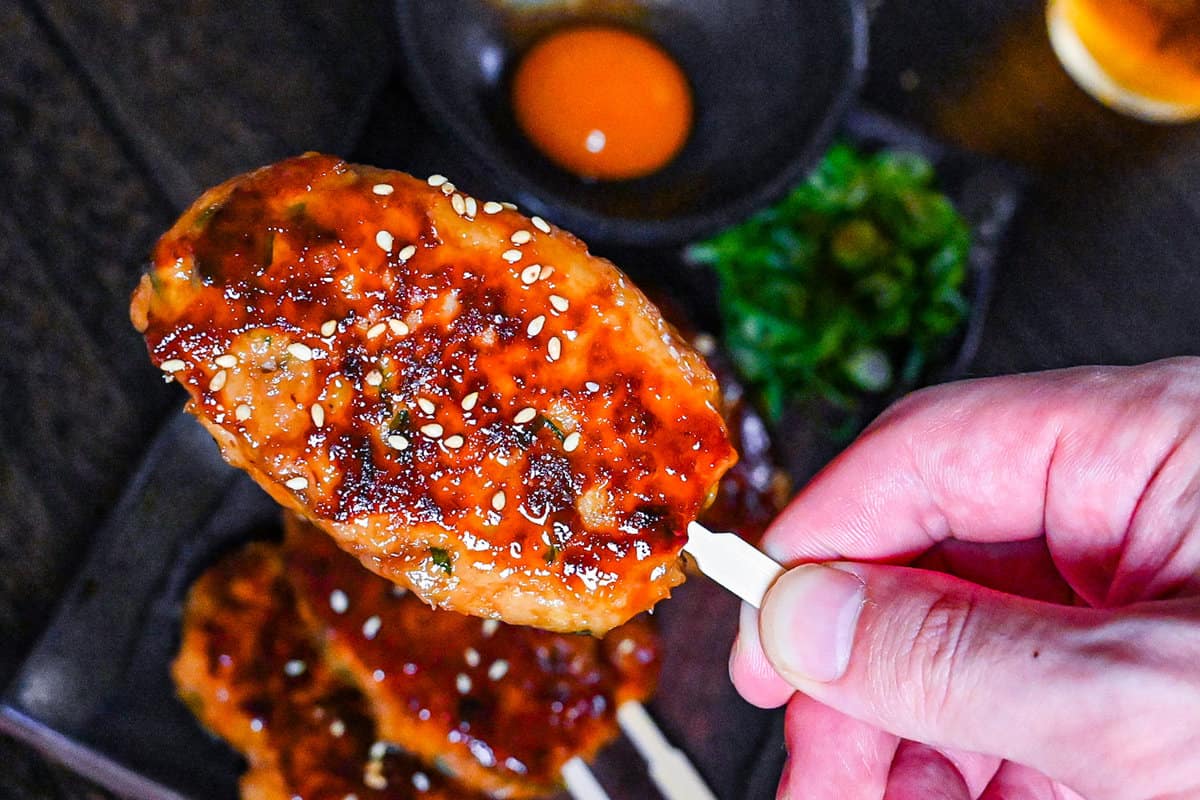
[731,358,1200,799]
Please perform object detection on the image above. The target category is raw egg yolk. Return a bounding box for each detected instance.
[512,26,693,181]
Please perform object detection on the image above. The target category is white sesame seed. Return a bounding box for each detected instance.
[526,315,545,336]
[320,319,338,337]
[208,370,227,392]
[420,423,444,438]
[412,772,431,792]
[491,490,506,511]
[215,354,237,368]
[483,201,503,214]
[444,434,465,449]
[375,230,394,252]
[330,719,346,737]
[389,318,409,335]
[501,201,517,210]
[531,216,551,234]
[285,476,309,491]
[481,619,500,637]
[547,336,562,361]
[563,431,581,452]
[502,249,522,263]
[311,403,325,427]
[366,370,383,386]
[372,183,394,195]
[250,719,263,732]
[372,669,386,682]
[440,182,455,196]
[539,265,554,280]
[362,615,382,640]
[364,772,387,791]
[585,381,600,392]
[461,392,479,411]
[417,397,436,414]
[398,244,417,262]
[456,673,472,694]
[488,659,510,681]
[520,264,541,284]
[160,359,186,373]
[464,647,481,667]
[369,740,388,761]
[330,589,349,614]
[549,295,569,313]
[284,659,306,676]
[511,230,532,245]
[451,193,466,216]
[367,322,387,339]
[427,174,447,187]
[464,196,478,218]
[513,407,537,424]
[235,404,252,421]
[287,342,314,361]
[387,434,409,450]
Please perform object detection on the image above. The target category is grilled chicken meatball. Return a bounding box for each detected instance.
[132,154,736,634]
[283,513,658,799]
[172,543,483,800]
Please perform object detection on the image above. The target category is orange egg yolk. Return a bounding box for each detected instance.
[512,26,693,181]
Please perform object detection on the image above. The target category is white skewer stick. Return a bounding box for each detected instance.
[561,755,611,800]
[683,521,786,608]
[618,700,718,800]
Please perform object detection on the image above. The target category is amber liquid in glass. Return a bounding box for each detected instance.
[1048,0,1200,121]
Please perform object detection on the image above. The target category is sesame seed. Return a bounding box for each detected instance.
[250,719,263,732]
[456,673,472,694]
[412,772,431,792]
[330,719,346,737]
[539,265,554,280]
[215,354,237,368]
[364,772,387,791]
[208,370,227,392]
[311,403,325,427]
[367,322,387,339]
[369,738,388,759]
[482,201,503,214]
[563,431,581,452]
[398,244,417,262]
[464,647,481,667]
[451,193,466,216]
[285,476,309,491]
[420,423,444,438]
[320,319,338,337]
[440,182,456,196]
[511,230,532,245]
[502,249,522,263]
[375,230,394,252]
[481,619,500,637]
[526,315,545,336]
[330,589,349,614]
[417,397,436,414]
[491,490,506,511]
[362,615,382,640]
[549,295,569,313]
[366,370,384,386]
[513,407,537,424]
[287,342,314,361]
[488,659,509,680]
[235,404,252,421]
[547,336,562,361]
[585,381,600,392]
[160,359,186,373]
[372,669,386,682]
[372,183,394,195]
[461,392,479,411]
[531,216,551,234]
[387,434,409,450]
[444,434,465,449]
[389,318,409,335]
[465,196,478,218]
[501,201,517,210]
[520,264,541,284]
[427,174,448,187]
[284,659,306,676]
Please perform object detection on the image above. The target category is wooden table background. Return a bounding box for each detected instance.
[2,0,1197,796]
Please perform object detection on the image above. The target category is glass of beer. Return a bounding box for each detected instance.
[1047,0,1200,122]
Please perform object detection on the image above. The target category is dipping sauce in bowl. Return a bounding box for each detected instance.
[511,26,693,181]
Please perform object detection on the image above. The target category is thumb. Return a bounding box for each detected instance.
[757,562,1198,790]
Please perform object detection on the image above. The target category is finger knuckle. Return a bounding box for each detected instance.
[900,593,978,729]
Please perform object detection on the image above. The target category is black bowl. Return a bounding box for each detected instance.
[395,0,868,248]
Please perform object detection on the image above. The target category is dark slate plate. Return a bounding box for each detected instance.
[0,93,1022,799]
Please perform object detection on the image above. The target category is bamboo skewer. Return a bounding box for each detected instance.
[683,521,786,608]
[618,700,718,800]
[561,756,612,800]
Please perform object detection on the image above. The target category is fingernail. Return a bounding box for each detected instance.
[761,564,865,683]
